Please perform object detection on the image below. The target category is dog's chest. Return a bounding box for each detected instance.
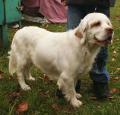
[78,50,96,74]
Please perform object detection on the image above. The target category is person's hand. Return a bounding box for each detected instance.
[61,0,67,6]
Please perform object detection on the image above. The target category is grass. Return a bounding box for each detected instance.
[0,0,120,114]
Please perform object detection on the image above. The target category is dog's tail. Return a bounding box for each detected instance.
[8,41,17,75]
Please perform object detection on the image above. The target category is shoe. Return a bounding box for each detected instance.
[93,81,111,99]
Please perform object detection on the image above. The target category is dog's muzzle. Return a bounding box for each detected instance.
[94,27,113,46]
[94,35,113,46]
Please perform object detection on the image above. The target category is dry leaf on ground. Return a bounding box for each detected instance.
[16,101,28,113]
[110,88,120,94]
[52,103,61,111]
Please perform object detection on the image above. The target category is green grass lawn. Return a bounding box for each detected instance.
[0,0,120,115]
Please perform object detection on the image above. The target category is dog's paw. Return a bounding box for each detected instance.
[75,93,82,99]
[27,76,35,81]
[21,84,31,91]
[71,98,82,108]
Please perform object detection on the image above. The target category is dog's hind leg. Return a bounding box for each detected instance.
[57,73,82,108]
[24,64,35,81]
[17,66,31,91]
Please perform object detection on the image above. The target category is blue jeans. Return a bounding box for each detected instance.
[67,5,110,83]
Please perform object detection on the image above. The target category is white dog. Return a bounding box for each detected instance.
[9,13,113,107]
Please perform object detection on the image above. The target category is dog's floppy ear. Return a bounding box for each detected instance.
[75,19,88,44]
[75,30,83,38]
[75,19,87,39]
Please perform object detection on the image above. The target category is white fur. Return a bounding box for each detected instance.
[9,13,113,107]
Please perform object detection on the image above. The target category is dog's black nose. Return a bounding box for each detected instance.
[106,28,113,34]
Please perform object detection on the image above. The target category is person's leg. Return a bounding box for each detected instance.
[90,47,110,98]
[67,5,85,29]
[90,6,111,99]
[90,47,109,83]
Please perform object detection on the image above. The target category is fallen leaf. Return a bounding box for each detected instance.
[52,103,61,111]
[110,88,120,94]
[0,74,3,80]
[43,74,49,82]
[16,101,28,113]
[111,76,120,82]
[114,76,120,80]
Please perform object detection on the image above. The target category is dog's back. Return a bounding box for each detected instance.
[9,26,49,75]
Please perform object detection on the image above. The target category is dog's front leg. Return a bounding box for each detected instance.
[74,78,82,99]
[57,73,82,108]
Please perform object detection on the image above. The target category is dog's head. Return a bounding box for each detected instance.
[75,13,114,46]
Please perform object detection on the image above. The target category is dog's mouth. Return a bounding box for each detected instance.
[94,36,112,46]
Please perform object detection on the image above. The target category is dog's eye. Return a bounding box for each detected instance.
[90,21,101,28]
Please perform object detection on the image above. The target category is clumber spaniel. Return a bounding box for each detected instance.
[9,13,113,107]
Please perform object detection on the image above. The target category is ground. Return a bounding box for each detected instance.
[0,0,120,114]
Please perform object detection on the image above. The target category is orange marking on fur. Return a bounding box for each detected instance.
[91,21,101,28]
[75,31,83,38]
